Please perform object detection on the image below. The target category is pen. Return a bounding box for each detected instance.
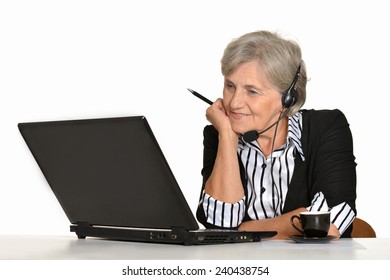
[187,88,213,105]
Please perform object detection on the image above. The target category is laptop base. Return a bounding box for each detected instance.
[70,223,277,246]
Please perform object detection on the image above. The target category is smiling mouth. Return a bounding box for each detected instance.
[230,112,251,119]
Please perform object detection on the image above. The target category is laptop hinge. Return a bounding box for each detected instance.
[171,226,187,234]
[70,221,92,239]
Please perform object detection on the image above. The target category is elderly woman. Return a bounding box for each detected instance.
[196,30,356,239]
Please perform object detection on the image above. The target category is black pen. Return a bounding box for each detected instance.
[187,88,213,105]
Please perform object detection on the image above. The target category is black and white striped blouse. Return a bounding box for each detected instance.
[199,111,355,235]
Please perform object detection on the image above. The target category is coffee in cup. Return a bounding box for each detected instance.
[290,211,330,238]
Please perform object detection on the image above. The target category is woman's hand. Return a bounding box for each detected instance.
[206,98,233,134]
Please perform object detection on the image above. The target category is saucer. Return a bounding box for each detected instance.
[289,235,336,244]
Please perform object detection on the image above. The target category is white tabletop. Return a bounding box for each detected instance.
[1,235,390,260]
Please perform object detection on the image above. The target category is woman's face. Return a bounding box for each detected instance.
[223,60,283,135]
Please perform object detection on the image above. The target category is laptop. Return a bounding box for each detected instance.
[18,116,276,245]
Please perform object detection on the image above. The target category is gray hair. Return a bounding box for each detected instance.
[221,31,307,115]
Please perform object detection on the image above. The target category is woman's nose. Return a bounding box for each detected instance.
[229,89,245,108]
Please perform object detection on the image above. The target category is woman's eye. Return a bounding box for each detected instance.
[248,89,258,95]
[225,83,235,90]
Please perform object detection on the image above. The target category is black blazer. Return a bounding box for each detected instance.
[196,109,357,237]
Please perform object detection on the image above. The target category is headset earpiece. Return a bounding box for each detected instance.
[282,89,297,108]
[281,65,301,108]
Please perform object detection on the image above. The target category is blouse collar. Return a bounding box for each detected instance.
[238,111,305,161]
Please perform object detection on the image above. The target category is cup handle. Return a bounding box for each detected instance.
[290,215,304,235]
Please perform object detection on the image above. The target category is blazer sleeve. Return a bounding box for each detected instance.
[196,125,222,228]
[304,109,357,235]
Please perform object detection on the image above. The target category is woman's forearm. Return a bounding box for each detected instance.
[204,131,244,203]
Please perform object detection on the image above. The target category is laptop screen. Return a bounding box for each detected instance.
[18,116,199,231]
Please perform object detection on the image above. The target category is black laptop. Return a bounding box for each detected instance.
[18,116,276,245]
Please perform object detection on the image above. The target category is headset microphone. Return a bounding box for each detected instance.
[242,130,260,143]
[242,110,287,142]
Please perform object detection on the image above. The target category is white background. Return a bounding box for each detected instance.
[1,0,388,237]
